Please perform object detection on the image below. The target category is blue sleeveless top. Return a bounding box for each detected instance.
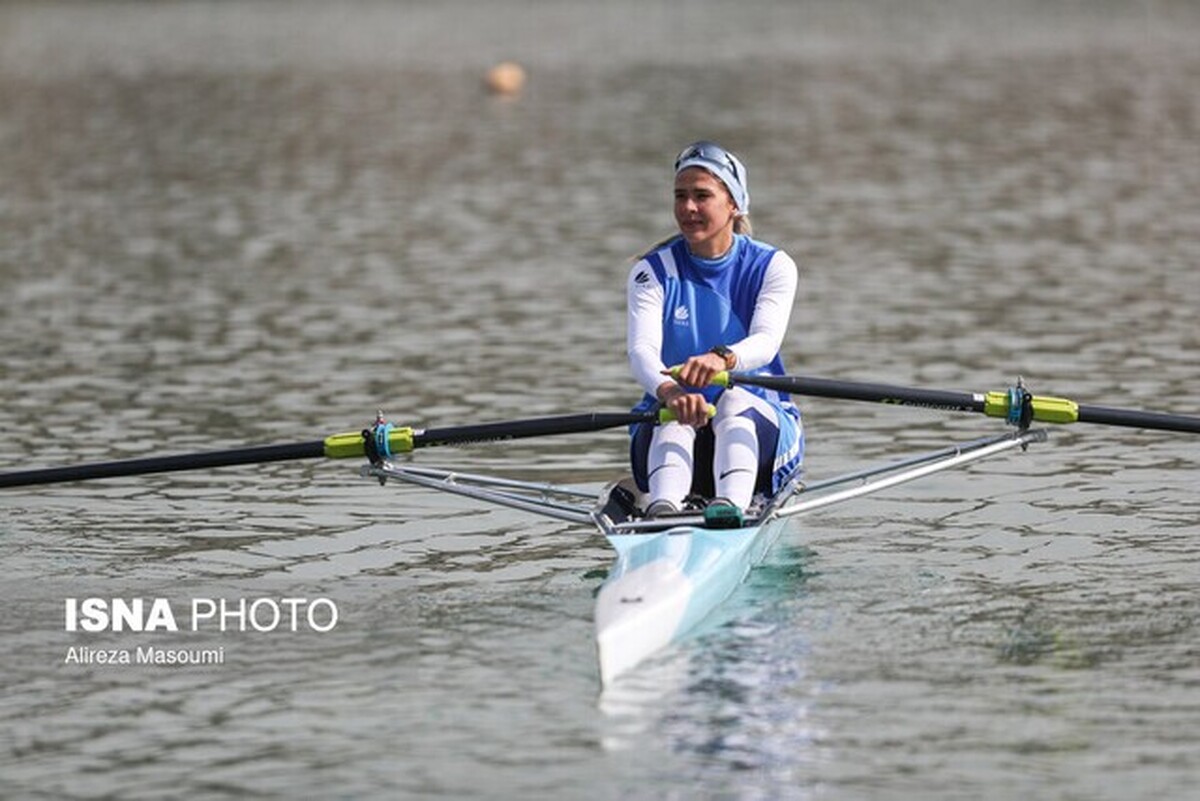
[635,234,794,409]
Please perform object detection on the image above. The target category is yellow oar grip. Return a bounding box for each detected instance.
[657,366,723,422]
[658,406,716,424]
[665,366,734,388]
[323,427,416,459]
[983,392,1079,425]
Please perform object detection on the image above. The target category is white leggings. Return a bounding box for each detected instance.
[646,388,779,509]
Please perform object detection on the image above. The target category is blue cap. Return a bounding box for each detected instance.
[674,141,750,214]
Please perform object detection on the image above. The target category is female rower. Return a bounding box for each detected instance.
[627,141,803,522]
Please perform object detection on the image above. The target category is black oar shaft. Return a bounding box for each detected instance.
[731,373,985,414]
[0,410,662,489]
[729,372,1200,434]
[414,412,657,448]
[0,440,326,489]
[1077,404,1200,434]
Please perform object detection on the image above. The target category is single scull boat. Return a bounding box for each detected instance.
[2,372,1196,684]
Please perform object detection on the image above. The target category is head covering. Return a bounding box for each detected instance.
[674,140,750,214]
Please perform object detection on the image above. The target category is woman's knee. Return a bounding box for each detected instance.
[713,411,755,439]
[713,387,756,421]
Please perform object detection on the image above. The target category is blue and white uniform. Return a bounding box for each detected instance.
[627,233,804,506]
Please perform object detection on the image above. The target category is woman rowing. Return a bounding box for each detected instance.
[627,141,804,523]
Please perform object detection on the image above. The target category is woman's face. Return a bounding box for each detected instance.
[674,167,738,258]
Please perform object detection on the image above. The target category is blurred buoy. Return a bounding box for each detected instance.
[485,61,527,96]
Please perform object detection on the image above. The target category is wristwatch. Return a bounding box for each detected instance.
[709,345,737,370]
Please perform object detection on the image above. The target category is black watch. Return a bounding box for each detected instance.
[709,345,736,370]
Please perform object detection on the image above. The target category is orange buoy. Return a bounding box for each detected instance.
[484,61,527,96]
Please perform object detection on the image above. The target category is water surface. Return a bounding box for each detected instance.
[1,1,1198,799]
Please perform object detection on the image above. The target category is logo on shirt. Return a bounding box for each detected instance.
[673,305,690,323]
[634,270,651,285]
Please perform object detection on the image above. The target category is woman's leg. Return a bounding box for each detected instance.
[645,422,696,508]
[712,388,781,509]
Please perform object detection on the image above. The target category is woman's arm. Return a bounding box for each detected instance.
[627,261,669,396]
[729,250,798,370]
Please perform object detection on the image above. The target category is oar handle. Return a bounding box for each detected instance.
[326,409,689,457]
[0,408,674,489]
[715,371,985,413]
[411,410,669,449]
[719,371,1200,434]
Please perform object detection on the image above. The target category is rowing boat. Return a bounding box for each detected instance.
[367,428,1045,684]
[2,372,1195,685]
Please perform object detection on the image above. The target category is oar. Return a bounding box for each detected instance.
[0,410,667,489]
[715,372,1200,434]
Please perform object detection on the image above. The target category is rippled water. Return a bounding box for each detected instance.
[2,1,1198,799]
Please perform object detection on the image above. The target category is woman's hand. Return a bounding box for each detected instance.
[656,352,731,428]
[673,352,728,392]
[655,376,713,429]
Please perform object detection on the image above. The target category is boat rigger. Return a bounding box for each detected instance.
[1,373,1194,685]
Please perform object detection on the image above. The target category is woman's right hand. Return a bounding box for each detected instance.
[656,381,711,428]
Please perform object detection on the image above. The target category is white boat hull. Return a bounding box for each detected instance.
[369,430,1046,686]
[595,520,784,685]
